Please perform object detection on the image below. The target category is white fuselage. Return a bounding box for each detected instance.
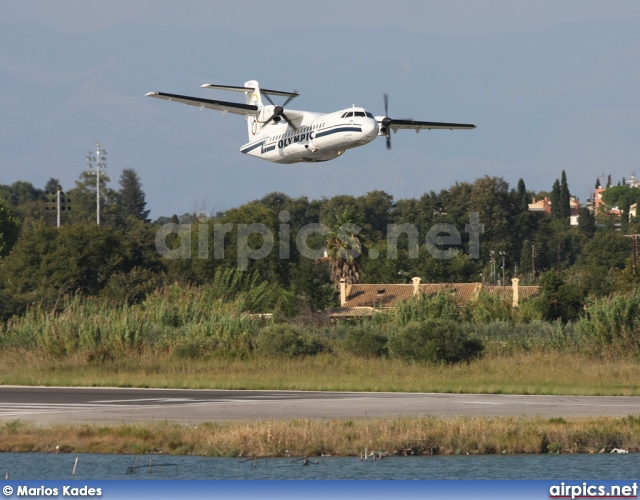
[240,107,379,163]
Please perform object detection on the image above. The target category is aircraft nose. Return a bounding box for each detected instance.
[362,118,379,138]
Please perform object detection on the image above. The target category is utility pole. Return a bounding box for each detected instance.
[531,244,536,276]
[624,234,640,269]
[45,185,71,227]
[56,186,61,227]
[489,250,496,285]
[86,142,107,225]
[499,251,507,286]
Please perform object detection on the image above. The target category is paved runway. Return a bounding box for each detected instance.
[1,386,640,424]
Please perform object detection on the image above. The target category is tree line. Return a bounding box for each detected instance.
[1,167,639,323]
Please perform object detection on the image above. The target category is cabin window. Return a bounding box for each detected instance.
[345,112,353,118]
[366,112,374,118]
[355,111,366,117]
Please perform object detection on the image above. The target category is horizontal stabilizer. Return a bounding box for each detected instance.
[201,83,299,98]
[200,84,253,92]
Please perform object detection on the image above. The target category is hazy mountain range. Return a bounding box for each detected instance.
[1,19,639,218]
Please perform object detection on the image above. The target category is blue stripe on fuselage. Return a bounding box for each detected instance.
[240,140,265,154]
[315,126,362,138]
[241,124,364,155]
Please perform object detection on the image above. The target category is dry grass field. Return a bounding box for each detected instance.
[1,415,639,457]
[1,349,638,396]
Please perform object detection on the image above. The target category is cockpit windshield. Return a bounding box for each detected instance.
[341,110,374,119]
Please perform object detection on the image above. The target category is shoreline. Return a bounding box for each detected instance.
[1,416,639,457]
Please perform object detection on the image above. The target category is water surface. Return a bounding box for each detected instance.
[1,452,638,480]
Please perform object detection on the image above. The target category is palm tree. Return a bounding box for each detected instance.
[325,208,365,287]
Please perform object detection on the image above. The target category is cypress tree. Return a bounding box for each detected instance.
[516,178,529,211]
[118,169,150,222]
[577,206,596,238]
[550,179,561,219]
[559,170,571,221]
[620,197,631,234]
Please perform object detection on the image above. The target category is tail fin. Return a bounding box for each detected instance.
[245,80,265,140]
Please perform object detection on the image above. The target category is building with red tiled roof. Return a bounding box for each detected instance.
[328,277,539,319]
[528,197,552,215]
[593,187,624,217]
[528,197,580,225]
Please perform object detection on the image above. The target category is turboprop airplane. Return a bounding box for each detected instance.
[146,80,475,164]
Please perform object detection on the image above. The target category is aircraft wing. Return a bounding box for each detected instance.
[146,92,258,116]
[376,117,476,132]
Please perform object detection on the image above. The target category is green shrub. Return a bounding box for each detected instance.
[392,292,462,325]
[343,325,388,358]
[256,324,329,358]
[388,319,484,364]
[100,266,162,305]
[577,291,640,353]
[470,292,513,324]
[512,297,544,324]
[536,271,587,323]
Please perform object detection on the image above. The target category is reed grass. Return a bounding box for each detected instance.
[1,283,639,395]
[577,291,640,352]
[0,284,259,358]
[1,416,638,456]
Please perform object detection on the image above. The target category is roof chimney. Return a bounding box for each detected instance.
[340,278,347,307]
[511,278,519,308]
[412,277,421,295]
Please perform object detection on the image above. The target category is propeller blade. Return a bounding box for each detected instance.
[281,112,296,130]
[383,93,391,149]
[263,93,276,107]
[258,112,275,125]
[258,90,297,127]
[282,90,298,108]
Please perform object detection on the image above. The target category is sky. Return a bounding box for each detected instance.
[3,1,640,218]
[5,0,640,36]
